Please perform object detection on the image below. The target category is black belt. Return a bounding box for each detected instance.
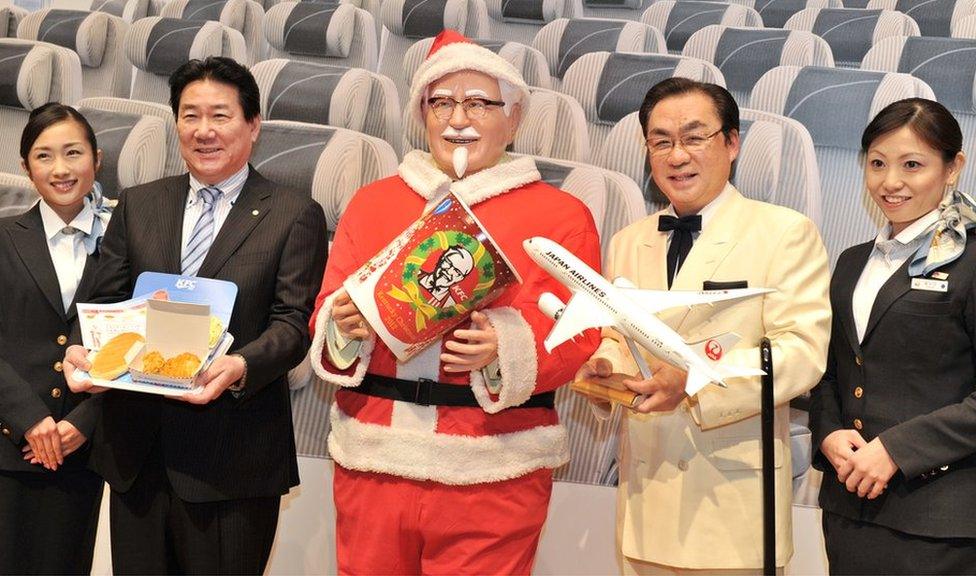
[355,373,555,409]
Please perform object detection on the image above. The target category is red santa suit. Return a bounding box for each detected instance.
[309,33,601,570]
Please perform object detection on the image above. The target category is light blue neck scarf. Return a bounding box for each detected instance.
[82,181,115,255]
[908,188,976,276]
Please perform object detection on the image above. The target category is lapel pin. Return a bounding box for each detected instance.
[252,210,259,216]
[931,271,949,280]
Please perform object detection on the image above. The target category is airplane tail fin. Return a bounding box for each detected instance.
[684,333,766,395]
[685,332,742,366]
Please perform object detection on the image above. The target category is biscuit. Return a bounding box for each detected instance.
[90,332,145,380]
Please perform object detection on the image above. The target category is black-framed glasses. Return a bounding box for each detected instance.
[426,96,506,120]
[646,128,724,157]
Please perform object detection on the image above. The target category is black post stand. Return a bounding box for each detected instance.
[760,338,775,576]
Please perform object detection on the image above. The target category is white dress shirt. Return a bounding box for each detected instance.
[38,199,95,312]
[179,164,249,262]
[663,183,735,249]
[852,209,940,342]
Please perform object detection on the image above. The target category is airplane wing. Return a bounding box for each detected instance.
[543,291,616,352]
[620,287,774,315]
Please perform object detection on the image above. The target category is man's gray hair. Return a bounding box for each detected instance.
[498,78,522,117]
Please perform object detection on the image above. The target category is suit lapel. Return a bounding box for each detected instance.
[157,175,190,274]
[835,243,872,354]
[637,216,677,325]
[10,206,65,319]
[669,191,744,332]
[862,255,914,343]
[637,217,669,290]
[197,170,271,278]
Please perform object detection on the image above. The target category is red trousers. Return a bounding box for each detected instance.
[333,464,554,575]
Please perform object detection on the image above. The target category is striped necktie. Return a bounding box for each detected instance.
[181,186,221,277]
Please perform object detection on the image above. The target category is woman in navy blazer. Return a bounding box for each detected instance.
[0,104,107,574]
[811,98,976,574]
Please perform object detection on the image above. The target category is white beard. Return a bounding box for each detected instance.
[452,147,469,179]
[441,125,480,179]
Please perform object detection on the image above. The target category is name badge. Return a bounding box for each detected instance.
[911,277,948,293]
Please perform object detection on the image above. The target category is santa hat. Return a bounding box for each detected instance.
[407,30,531,127]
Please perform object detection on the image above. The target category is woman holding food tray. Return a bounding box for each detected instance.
[0,103,109,574]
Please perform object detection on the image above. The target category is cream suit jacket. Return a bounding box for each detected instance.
[593,185,831,570]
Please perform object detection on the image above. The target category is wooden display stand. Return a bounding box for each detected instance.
[571,373,644,409]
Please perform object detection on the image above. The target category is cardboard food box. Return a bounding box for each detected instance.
[74,273,238,396]
[128,299,211,389]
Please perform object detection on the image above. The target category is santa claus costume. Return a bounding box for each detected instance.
[309,31,602,575]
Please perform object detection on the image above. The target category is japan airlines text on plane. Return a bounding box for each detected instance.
[523,237,770,395]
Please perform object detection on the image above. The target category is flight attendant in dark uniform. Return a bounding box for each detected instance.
[0,103,108,574]
[811,98,976,574]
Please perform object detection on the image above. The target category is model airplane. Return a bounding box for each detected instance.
[523,237,771,396]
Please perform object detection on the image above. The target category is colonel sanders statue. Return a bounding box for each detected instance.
[309,30,603,574]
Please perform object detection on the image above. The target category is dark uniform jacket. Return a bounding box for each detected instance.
[0,204,100,472]
[811,230,976,539]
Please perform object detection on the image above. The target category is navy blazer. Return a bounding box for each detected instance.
[811,230,976,539]
[0,204,100,472]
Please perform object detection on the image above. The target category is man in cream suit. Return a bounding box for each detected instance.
[578,78,831,574]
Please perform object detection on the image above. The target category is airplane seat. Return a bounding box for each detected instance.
[0,39,83,173]
[750,65,934,265]
[531,17,665,90]
[682,25,833,106]
[783,7,918,68]
[125,17,247,104]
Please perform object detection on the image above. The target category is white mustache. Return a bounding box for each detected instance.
[441,126,481,139]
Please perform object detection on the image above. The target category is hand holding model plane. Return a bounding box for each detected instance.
[576,353,690,413]
[524,236,771,406]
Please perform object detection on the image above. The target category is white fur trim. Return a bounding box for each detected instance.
[398,151,542,206]
[328,403,569,485]
[452,155,541,205]
[390,402,438,434]
[408,42,531,127]
[398,151,452,201]
[309,290,375,387]
[471,307,538,414]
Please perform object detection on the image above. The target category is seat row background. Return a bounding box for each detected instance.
[1,0,973,486]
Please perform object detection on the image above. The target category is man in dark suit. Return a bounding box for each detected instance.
[64,57,329,574]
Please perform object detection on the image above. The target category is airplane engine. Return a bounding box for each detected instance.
[538,292,566,320]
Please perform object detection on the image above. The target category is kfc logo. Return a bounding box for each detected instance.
[175,278,197,290]
[705,339,723,361]
[417,244,475,308]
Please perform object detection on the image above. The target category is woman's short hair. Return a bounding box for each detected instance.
[20,102,98,163]
[861,98,962,163]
